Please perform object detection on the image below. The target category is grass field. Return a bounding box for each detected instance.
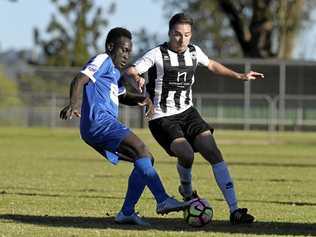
[0,127,315,237]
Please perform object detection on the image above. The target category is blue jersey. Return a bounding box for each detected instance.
[80,53,126,118]
[79,53,129,148]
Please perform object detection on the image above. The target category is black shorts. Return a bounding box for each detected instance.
[148,107,214,156]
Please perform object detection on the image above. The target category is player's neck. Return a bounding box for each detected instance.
[167,42,187,54]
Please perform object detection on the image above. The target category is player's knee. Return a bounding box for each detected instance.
[133,141,150,157]
[173,149,194,168]
[171,141,194,157]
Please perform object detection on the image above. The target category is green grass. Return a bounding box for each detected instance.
[0,127,315,237]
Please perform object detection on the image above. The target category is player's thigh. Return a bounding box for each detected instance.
[193,131,223,164]
[182,107,214,150]
[82,120,133,163]
[88,144,123,164]
[81,117,130,153]
[184,107,213,143]
[148,116,185,156]
[117,131,150,158]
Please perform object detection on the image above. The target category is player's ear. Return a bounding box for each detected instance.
[106,42,114,53]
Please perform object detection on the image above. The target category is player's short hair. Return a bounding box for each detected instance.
[105,27,132,48]
[169,13,193,30]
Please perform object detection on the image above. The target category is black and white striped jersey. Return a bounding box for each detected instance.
[134,42,209,120]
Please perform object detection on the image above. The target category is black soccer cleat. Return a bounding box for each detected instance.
[178,185,200,201]
[230,208,255,225]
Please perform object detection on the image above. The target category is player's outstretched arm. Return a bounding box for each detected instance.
[60,73,90,120]
[207,59,264,81]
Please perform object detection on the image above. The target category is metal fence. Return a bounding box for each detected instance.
[194,93,316,131]
[1,59,316,131]
[1,93,316,131]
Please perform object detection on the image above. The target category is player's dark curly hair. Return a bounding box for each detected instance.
[105,27,132,49]
[169,13,193,30]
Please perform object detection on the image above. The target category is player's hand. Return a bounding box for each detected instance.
[138,97,154,119]
[60,105,81,120]
[242,71,264,81]
[136,76,145,93]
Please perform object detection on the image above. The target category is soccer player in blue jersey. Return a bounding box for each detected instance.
[60,27,188,226]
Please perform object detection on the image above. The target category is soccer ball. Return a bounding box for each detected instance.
[183,198,213,227]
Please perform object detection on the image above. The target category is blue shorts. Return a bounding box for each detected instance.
[80,118,131,164]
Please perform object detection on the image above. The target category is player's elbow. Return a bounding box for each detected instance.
[207,60,217,72]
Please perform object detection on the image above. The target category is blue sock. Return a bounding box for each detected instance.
[135,157,169,203]
[177,163,192,196]
[212,161,238,213]
[121,168,146,216]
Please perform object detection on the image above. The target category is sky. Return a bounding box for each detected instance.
[0,0,169,51]
[1,0,316,60]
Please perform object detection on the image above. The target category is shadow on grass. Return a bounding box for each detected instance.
[0,214,315,236]
[159,160,316,168]
[0,190,152,201]
[2,190,316,206]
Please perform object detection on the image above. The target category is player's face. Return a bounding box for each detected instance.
[111,36,132,69]
[169,23,192,53]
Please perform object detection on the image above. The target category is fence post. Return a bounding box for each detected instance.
[295,107,303,130]
[279,63,286,131]
[50,93,57,128]
[269,96,278,132]
[244,62,251,130]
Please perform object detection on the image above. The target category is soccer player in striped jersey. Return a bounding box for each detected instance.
[126,13,264,224]
[60,27,189,226]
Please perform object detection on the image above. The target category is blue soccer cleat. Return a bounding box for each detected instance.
[115,211,151,226]
[156,197,190,215]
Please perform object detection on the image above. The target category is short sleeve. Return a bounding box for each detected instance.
[134,47,159,74]
[117,79,126,96]
[80,54,110,83]
[194,45,209,67]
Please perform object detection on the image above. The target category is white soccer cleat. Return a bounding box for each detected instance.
[156,197,190,215]
[115,211,151,226]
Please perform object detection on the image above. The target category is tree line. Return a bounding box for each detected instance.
[11,0,316,65]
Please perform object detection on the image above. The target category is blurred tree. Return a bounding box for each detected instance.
[34,0,115,66]
[0,67,21,107]
[18,73,69,96]
[133,28,160,58]
[161,0,312,59]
